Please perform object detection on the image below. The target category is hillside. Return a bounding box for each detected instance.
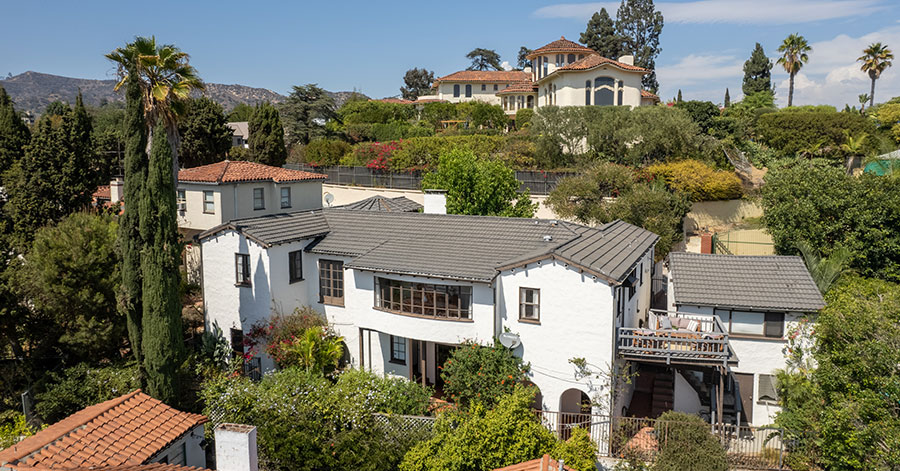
[0,71,364,115]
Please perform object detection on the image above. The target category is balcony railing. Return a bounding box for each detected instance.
[617,309,737,367]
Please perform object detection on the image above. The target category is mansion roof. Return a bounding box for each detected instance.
[669,252,825,312]
[178,160,327,184]
[434,70,531,84]
[557,54,649,73]
[497,83,538,95]
[527,36,595,58]
[200,210,658,284]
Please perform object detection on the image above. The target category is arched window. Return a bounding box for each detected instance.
[585,80,591,105]
[465,84,472,97]
[567,54,576,63]
[594,77,615,106]
[618,80,624,105]
[453,84,460,98]
[553,85,557,105]
[556,54,563,66]
[527,95,534,108]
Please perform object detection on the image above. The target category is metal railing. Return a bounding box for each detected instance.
[618,310,735,366]
[534,410,612,456]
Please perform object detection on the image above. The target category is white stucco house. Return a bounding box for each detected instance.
[198,197,658,417]
[424,36,660,118]
[226,121,249,148]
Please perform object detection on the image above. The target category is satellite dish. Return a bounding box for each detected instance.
[498,332,521,349]
[324,193,334,207]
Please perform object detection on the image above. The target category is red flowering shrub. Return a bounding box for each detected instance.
[440,340,530,409]
[244,306,344,373]
[351,140,403,171]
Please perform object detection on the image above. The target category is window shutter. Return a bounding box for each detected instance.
[758,374,778,402]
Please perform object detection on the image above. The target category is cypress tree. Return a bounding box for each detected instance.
[248,102,286,166]
[742,43,773,96]
[677,89,683,103]
[0,86,29,175]
[60,92,98,210]
[140,123,184,404]
[580,8,624,59]
[120,67,148,378]
[724,88,731,108]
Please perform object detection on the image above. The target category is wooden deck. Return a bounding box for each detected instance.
[618,310,737,367]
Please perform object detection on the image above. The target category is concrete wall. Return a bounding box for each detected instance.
[684,199,763,234]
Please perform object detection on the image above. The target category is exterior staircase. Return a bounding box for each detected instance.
[650,371,674,418]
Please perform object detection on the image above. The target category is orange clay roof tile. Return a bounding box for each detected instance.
[493,454,577,471]
[178,160,327,184]
[434,70,531,83]
[527,36,595,58]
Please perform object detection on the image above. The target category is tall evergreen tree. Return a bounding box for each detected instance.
[400,68,435,100]
[177,97,232,168]
[742,43,773,96]
[0,86,30,175]
[616,0,664,92]
[465,48,503,71]
[140,123,184,404]
[580,8,624,59]
[280,84,335,147]
[517,47,533,69]
[676,89,683,103]
[724,88,731,108]
[119,66,148,378]
[248,102,287,166]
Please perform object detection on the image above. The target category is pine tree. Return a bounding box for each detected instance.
[724,88,731,108]
[677,89,683,103]
[616,0,665,92]
[119,66,148,378]
[0,86,30,175]
[248,102,287,166]
[580,8,624,59]
[742,43,773,96]
[140,123,184,404]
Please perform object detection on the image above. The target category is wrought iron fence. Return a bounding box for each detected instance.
[284,163,575,195]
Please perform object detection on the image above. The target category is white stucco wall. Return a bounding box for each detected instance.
[178,181,322,231]
[673,371,703,416]
[150,424,205,468]
[535,66,644,109]
[436,82,504,105]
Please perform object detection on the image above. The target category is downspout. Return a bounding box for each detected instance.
[198,235,207,327]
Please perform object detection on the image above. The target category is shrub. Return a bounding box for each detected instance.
[348,140,403,170]
[35,363,140,423]
[0,412,37,449]
[873,102,900,144]
[244,306,345,373]
[302,138,352,166]
[390,135,508,170]
[652,411,727,471]
[515,108,534,128]
[337,100,415,125]
[646,160,743,201]
[553,427,598,471]
[421,102,458,128]
[754,111,877,159]
[674,100,720,133]
[228,145,251,161]
[439,340,530,409]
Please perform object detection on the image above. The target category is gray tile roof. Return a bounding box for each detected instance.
[669,252,825,312]
[332,195,422,212]
[200,209,658,283]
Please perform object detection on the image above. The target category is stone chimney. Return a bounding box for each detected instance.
[110,176,124,203]
[617,55,635,65]
[215,424,259,471]
[423,189,447,215]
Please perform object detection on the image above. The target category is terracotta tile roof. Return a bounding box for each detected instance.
[493,454,576,471]
[557,54,648,73]
[641,89,660,100]
[0,390,208,469]
[497,82,538,94]
[527,36,595,58]
[434,70,530,84]
[93,185,111,199]
[9,464,206,471]
[178,160,327,184]
[374,98,415,104]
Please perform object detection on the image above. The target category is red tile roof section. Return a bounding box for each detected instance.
[178,160,326,184]
[527,37,595,58]
[557,54,648,73]
[0,390,208,469]
[497,83,538,94]
[641,89,660,99]
[10,464,207,471]
[434,70,531,84]
[493,454,576,471]
[93,185,111,199]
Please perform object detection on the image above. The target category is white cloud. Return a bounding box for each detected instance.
[533,0,886,24]
[656,54,744,87]
[501,61,513,71]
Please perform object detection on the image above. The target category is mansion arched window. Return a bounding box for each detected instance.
[453,84,460,97]
[465,84,472,97]
[594,77,615,106]
[567,54,576,63]
[585,80,591,105]
[617,80,624,105]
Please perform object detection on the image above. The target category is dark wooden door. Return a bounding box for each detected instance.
[735,373,754,425]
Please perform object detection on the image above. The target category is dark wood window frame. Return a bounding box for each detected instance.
[375,277,472,320]
[280,186,291,209]
[319,259,344,306]
[519,287,540,322]
[389,335,407,365]
[203,190,215,214]
[235,253,251,287]
[253,187,265,210]
[288,250,303,283]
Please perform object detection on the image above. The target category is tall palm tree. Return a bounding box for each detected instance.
[858,42,894,107]
[776,34,812,107]
[106,36,203,177]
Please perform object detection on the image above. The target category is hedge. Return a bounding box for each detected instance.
[647,159,743,201]
[293,138,352,166]
[387,135,509,169]
[754,111,876,158]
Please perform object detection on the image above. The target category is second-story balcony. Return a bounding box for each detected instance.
[617,310,738,367]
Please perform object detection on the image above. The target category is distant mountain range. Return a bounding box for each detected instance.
[0,71,365,115]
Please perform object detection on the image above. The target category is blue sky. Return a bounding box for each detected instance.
[2,0,899,107]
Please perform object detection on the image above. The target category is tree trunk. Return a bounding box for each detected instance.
[788,72,795,107]
[870,77,876,108]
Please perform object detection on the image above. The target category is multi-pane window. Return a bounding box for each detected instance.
[493,84,499,91]
[714,309,786,338]
[453,84,460,97]
[375,277,472,320]
[390,335,407,364]
[481,84,486,91]
[176,190,186,211]
[253,188,265,210]
[519,288,540,321]
[235,253,251,286]
[288,250,303,283]
[203,191,215,214]
[280,187,291,209]
[567,53,576,63]
[764,312,785,338]
[319,259,344,306]
[594,77,615,106]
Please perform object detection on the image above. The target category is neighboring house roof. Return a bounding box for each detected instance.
[333,195,422,212]
[226,121,249,138]
[93,185,111,199]
[641,89,660,101]
[434,70,531,84]
[493,454,575,471]
[375,98,414,104]
[178,160,327,184]
[527,36,595,58]
[0,390,208,470]
[200,210,657,284]
[497,83,538,95]
[9,464,205,471]
[669,252,825,312]
[555,54,649,74]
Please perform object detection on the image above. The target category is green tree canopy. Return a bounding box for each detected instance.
[580,8,624,59]
[653,411,728,471]
[440,341,530,410]
[422,149,536,217]
[227,103,254,122]
[517,47,533,69]
[401,68,435,100]
[0,85,30,175]
[742,43,773,96]
[466,48,502,71]
[248,102,287,166]
[674,100,720,133]
[616,0,664,92]
[281,83,336,147]
[177,96,232,168]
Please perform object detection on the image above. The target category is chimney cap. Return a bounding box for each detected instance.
[424,188,447,194]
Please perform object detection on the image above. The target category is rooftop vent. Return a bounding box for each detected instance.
[543,235,553,242]
[549,220,558,226]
